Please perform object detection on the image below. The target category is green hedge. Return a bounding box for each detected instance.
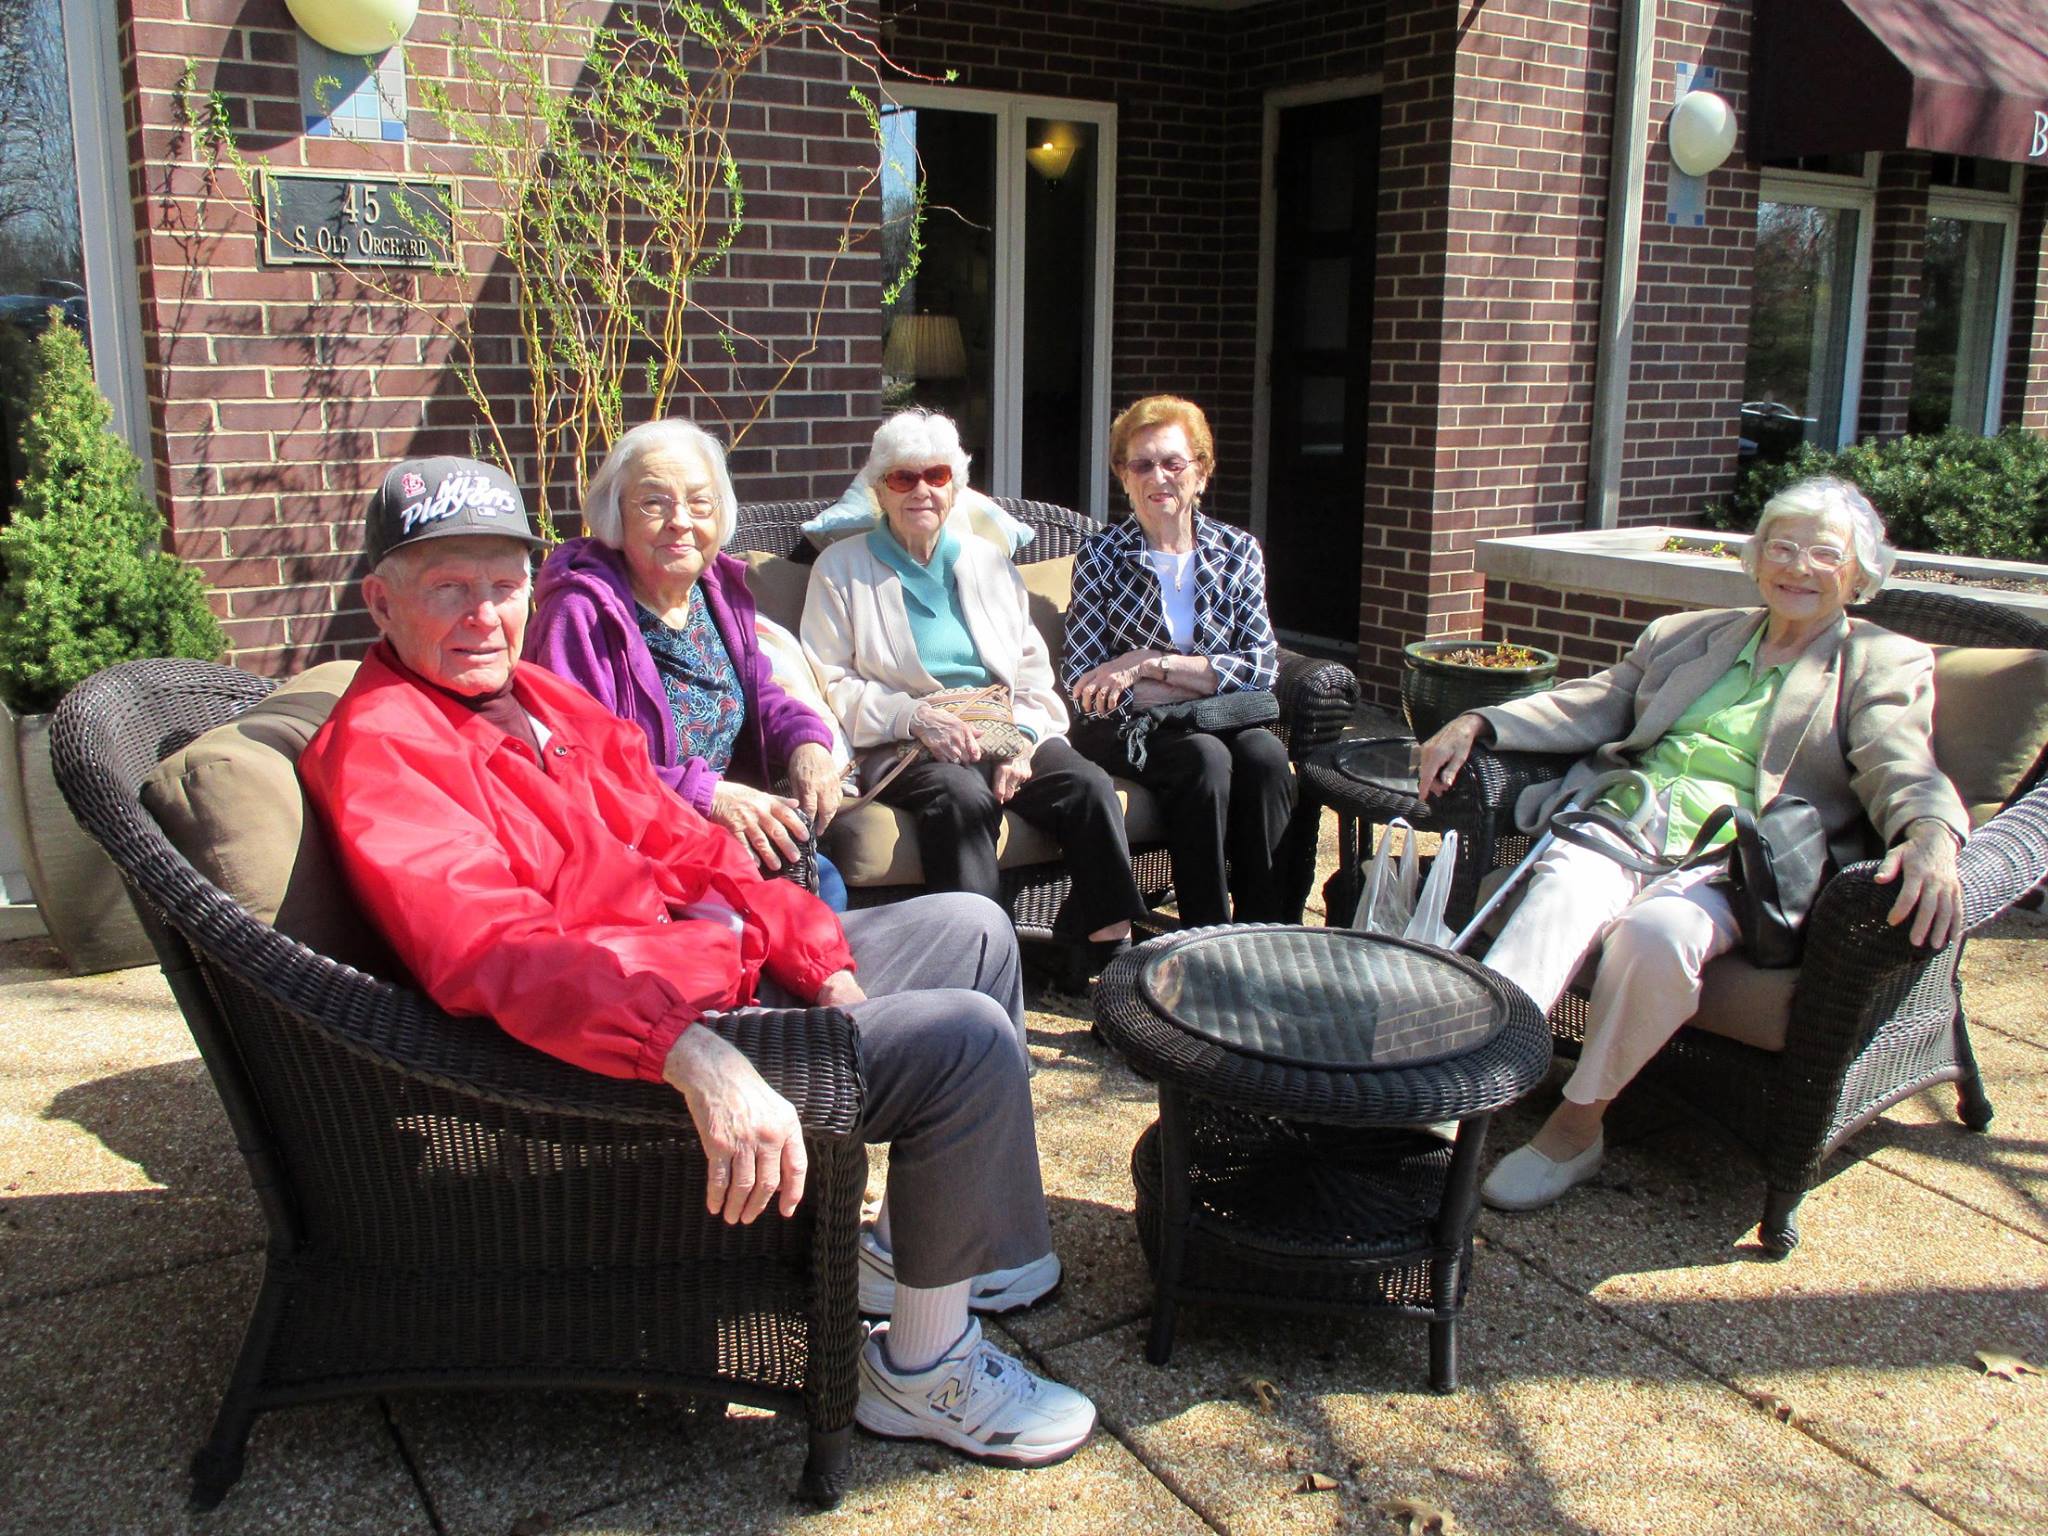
[1706,427,2048,563]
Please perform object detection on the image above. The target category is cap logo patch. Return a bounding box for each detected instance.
[399,471,523,536]
[399,471,427,498]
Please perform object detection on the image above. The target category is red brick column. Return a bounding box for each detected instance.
[1856,152,1932,442]
[2004,166,2048,433]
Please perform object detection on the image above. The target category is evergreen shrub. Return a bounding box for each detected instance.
[0,317,223,714]
[1707,426,2048,563]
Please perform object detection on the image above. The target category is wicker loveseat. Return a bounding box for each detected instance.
[725,496,1361,943]
[49,659,868,1510]
[1428,589,2048,1255]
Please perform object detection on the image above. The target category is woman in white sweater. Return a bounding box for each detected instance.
[803,411,1146,967]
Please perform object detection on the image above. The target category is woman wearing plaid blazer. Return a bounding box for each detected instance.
[1063,396,1294,927]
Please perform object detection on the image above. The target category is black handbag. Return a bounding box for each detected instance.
[1548,795,1834,969]
[1116,688,1280,771]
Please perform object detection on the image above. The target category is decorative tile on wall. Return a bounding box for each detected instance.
[299,33,407,142]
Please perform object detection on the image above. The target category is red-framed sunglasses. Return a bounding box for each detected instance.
[882,464,955,493]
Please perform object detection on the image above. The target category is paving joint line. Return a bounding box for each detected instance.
[995,1313,1230,1535]
[0,1240,263,1314]
[1484,1234,1992,1536]
[1863,1152,2048,1249]
[378,1396,448,1535]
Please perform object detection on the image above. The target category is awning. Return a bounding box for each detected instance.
[1752,0,2048,164]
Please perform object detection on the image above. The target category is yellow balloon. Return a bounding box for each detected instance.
[284,0,418,56]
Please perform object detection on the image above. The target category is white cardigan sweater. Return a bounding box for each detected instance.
[801,527,1069,752]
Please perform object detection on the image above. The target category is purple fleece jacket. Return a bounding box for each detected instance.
[525,537,833,816]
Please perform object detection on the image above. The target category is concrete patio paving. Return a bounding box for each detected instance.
[3,832,2043,1536]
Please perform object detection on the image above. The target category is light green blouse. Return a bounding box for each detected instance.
[1606,626,1791,854]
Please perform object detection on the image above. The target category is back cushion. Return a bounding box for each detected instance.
[1019,554,1076,675]
[1930,646,2048,825]
[142,662,399,975]
[742,550,812,634]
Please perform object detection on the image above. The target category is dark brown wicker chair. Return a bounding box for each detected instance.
[729,496,1361,937]
[1428,589,2048,1255]
[49,658,867,1511]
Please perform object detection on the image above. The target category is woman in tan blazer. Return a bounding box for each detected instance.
[1417,476,1968,1212]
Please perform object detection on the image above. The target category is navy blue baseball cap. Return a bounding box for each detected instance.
[364,456,545,566]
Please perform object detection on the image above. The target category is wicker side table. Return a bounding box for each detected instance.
[1299,736,1437,926]
[1094,926,1550,1389]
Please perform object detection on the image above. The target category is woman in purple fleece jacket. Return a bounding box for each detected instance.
[526,419,848,907]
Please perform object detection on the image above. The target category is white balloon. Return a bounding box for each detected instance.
[285,0,419,56]
[1667,91,1738,178]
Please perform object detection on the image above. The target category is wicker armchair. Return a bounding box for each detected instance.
[49,659,868,1510]
[729,497,1360,938]
[1429,589,2048,1255]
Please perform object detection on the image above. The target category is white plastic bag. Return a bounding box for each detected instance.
[1351,821,1461,948]
[1352,818,1419,936]
[1403,829,1460,948]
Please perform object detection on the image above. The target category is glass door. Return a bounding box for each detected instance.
[879,91,1114,517]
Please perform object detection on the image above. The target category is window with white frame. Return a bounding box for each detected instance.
[1909,158,2019,435]
[1741,160,1874,459]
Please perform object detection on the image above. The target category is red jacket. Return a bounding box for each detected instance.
[299,643,855,1083]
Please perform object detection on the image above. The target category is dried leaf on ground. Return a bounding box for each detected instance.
[1379,1496,1456,1533]
[1296,1471,1339,1493]
[1974,1350,2042,1380]
[1761,1393,1798,1422]
[1238,1375,1280,1412]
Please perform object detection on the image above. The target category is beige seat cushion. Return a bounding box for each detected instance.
[1930,646,2048,826]
[141,662,398,975]
[1686,953,1796,1052]
[824,776,1163,887]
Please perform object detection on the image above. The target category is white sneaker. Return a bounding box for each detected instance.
[856,1319,1097,1466]
[857,1227,1062,1317]
[1480,1134,1605,1211]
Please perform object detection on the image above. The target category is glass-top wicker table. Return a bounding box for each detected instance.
[1298,735,1436,926]
[1093,925,1550,1389]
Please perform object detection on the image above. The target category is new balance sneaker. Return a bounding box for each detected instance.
[856,1319,1097,1466]
[857,1227,1062,1317]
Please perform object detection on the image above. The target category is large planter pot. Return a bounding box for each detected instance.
[0,702,153,973]
[1400,640,1560,739]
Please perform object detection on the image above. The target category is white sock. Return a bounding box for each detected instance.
[872,1196,893,1252]
[884,1280,970,1374]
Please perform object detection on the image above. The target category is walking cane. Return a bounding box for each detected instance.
[1446,768,1658,954]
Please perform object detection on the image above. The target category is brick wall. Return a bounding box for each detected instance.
[2008,167,2048,433]
[1482,576,1681,679]
[126,0,882,673]
[1857,152,1933,441]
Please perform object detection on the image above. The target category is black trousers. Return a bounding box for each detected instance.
[1071,717,1296,928]
[876,735,1149,935]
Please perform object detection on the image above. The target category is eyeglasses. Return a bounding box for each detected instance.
[882,464,954,493]
[629,493,718,525]
[1119,455,1193,478]
[1760,538,1849,572]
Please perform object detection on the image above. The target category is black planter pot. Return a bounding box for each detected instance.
[1399,640,1560,740]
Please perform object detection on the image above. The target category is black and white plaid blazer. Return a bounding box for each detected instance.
[1061,513,1280,715]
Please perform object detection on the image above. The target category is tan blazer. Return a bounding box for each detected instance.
[1476,607,1968,867]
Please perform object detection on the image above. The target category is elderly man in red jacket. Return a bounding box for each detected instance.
[300,457,1094,1467]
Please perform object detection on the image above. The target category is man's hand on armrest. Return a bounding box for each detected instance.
[815,969,866,1008]
[662,1025,808,1224]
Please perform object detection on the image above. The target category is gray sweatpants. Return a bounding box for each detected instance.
[755,891,1051,1289]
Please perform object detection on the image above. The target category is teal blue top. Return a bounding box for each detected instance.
[866,523,992,690]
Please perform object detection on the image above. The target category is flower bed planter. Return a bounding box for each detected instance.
[1475,526,2048,622]
[1400,640,1560,739]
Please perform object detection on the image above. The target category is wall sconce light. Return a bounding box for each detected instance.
[1027,133,1079,184]
[285,0,419,55]
[883,314,968,379]
[1666,89,1737,177]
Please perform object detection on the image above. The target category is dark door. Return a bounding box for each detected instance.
[1263,95,1378,645]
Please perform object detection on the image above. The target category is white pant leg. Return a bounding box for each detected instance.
[1563,866,1742,1104]
[1480,837,1645,1014]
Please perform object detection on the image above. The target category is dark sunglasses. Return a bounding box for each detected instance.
[882,464,955,493]
[1119,455,1193,478]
